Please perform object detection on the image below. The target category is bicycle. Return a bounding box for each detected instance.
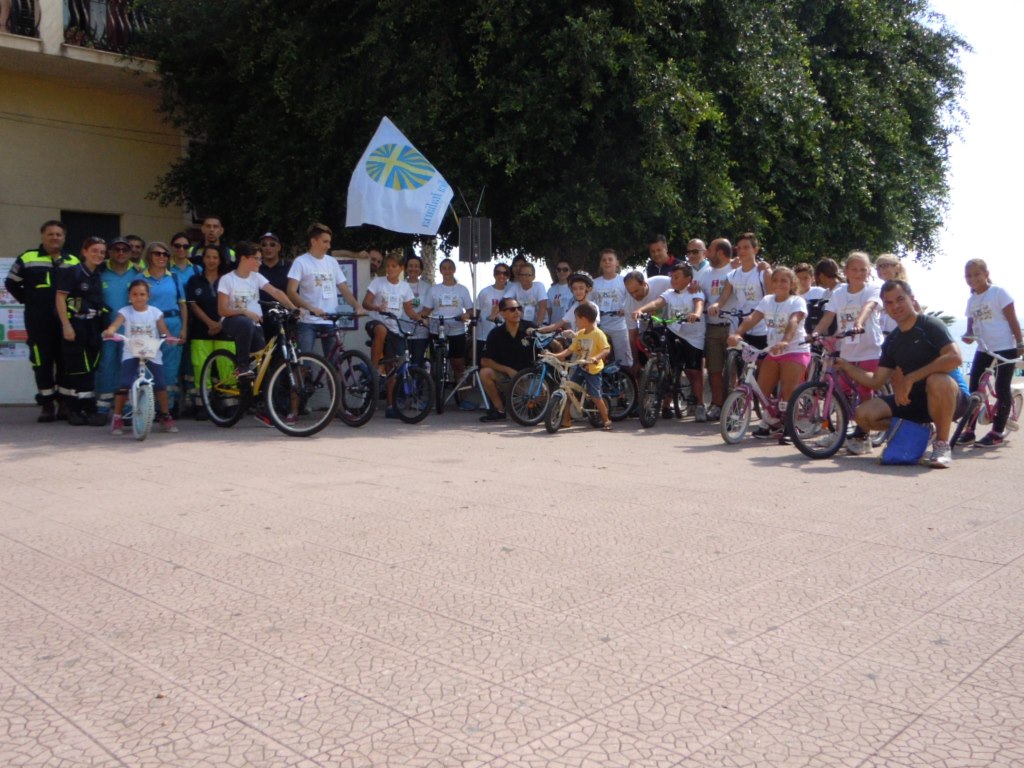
[719,340,787,443]
[785,329,893,459]
[538,352,612,434]
[104,333,179,441]
[951,337,1024,448]
[509,331,636,426]
[424,314,473,414]
[318,312,378,427]
[636,312,690,428]
[378,313,435,423]
[718,309,753,395]
[199,303,340,437]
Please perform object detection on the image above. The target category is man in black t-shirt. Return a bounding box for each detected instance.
[836,280,967,469]
[479,297,537,421]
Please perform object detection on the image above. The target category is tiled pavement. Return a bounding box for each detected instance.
[1,406,1021,767]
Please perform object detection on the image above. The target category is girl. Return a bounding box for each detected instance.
[961,258,1023,447]
[730,267,809,438]
[186,244,233,418]
[362,253,420,417]
[403,255,430,367]
[421,258,473,384]
[813,251,883,454]
[142,241,188,413]
[102,279,178,435]
[874,254,907,336]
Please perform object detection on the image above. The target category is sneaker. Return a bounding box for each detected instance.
[480,409,507,422]
[975,431,1005,448]
[110,415,124,436]
[234,367,255,380]
[846,437,873,455]
[67,411,87,426]
[958,430,976,445]
[753,423,782,439]
[695,404,707,422]
[253,414,273,428]
[285,413,298,426]
[37,403,56,423]
[458,399,478,411]
[159,414,179,433]
[706,404,721,422]
[661,407,675,420]
[928,439,952,469]
[385,407,400,419]
[86,412,108,427]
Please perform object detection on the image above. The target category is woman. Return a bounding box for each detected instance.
[403,255,430,367]
[507,261,547,326]
[186,245,232,419]
[142,242,188,412]
[422,258,473,386]
[362,253,420,418]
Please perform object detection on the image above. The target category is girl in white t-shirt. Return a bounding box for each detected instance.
[422,258,473,383]
[404,255,431,367]
[962,258,1024,446]
[874,254,906,336]
[730,267,809,437]
[102,279,178,436]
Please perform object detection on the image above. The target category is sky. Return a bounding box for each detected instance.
[449,1,1020,324]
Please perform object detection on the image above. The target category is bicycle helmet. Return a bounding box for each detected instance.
[567,271,594,288]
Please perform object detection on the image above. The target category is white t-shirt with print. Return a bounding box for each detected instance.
[287,252,346,325]
[547,283,573,325]
[967,285,1016,351]
[423,282,473,336]
[562,299,601,331]
[507,282,547,324]
[218,270,269,317]
[118,305,165,364]
[367,276,415,334]
[755,294,809,354]
[696,264,736,327]
[406,280,430,340]
[727,265,768,334]
[824,283,882,362]
[475,283,514,339]
[623,275,671,328]
[592,275,629,331]
[662,288,706,348]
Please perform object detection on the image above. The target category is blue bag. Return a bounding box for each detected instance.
[880,418,931,465]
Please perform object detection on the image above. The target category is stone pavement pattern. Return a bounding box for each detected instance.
[0,406,1021,767]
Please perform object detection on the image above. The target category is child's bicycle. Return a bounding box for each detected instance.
[378,313,435,423]
[104,333,179,441]
[951,337,1024,448]
[199,303,340,437]
[785,329,892,458]
[318,312,378,427]
[538,352,611,434]
[719,340,786,444]
[636,312,690,428]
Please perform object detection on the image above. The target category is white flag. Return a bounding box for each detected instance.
[345,117,453,235]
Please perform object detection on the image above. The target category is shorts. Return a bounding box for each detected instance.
[879,387,970,424]
[118,358,167,391]
[705,324,731,373]
[571,367,602,399]
[669,335,704,371]
[366,320,407,359]
[767,351,811,367]
[431,332,467,360]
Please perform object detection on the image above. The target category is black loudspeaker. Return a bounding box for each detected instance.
[458,216,492,263]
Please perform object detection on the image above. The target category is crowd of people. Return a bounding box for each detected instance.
[7,219,1021,468]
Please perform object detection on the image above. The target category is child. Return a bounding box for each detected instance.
[636,262,707,421]
[551,303,612,430]
[730,267,810,439]
[535,272,600,336]
[102,279,178,435]
[874,254,907,335]
[961,258,1023,447]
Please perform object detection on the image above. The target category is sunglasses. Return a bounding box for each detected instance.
[172,242,190,249]
[686,249,704,255]
[110,246,129,252]
[150,250,170,257]
[503,306,523,312]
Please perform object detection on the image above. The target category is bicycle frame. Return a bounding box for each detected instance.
[539,353,607,431]
[963,338,1024,430]
[732,343,779,421]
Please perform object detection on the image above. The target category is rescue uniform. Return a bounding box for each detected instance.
[57,261,107,416]
[3,246,80,409]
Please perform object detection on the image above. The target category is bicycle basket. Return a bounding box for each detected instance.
[126,336,162,360]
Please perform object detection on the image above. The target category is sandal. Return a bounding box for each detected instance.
[602,422,612,431]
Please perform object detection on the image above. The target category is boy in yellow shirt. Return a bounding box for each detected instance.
[552,303,612,429]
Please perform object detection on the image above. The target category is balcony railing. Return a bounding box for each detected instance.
[65,0,149,56]
[3,0,41,37]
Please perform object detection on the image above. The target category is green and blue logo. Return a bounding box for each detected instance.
[366,144,435,190]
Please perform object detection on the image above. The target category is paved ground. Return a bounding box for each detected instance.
[1,405,1021,767]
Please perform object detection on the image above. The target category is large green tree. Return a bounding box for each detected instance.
[140,0,965,269]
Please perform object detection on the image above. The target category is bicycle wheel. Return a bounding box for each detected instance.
[265,354,339,437]
[720,389,752,444]
[131,382,154,441]
[335,350,377,427]
[508,366,553,426]
[544,390,567,433]
[200,350,245,427]
[638,361,663,428]
[724,349,744,395]
[394,366,434,423]
[977,390,994,426]
[951,393,983,449]
[603,367,637,422]
[1011,391,1023,428]
[787,381,847,459]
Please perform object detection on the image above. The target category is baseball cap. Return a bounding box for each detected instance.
[259,232,280,244]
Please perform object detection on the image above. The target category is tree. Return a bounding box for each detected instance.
[138,0,965,270]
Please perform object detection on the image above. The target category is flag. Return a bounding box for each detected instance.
[345,117,453,235]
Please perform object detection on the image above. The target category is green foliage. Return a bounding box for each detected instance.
[138,0,965,270]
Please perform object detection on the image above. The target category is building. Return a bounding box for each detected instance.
[1,0,186,402]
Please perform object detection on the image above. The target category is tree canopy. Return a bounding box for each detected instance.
[139,0,966,269]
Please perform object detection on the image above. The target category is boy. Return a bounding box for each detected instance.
[551,303,612,430]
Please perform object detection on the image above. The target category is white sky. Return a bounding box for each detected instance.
[450,1,1021,320]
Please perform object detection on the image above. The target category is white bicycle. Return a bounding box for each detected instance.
[105,334,178,440]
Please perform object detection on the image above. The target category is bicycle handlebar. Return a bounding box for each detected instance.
[962,337,1024,367]
[639,312,693,325]
[104,333,181,344]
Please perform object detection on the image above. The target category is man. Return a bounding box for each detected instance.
[835,280,968,469]
[5,220,80,421]
[645,234,679,277]
[694,238,735,420]
[125,234,145,267]
[623,270,671,377]
[257,232,290,292]
[286,223,364,358]
[190,215,234,266]
[685,239,709,272]
[96,238,138,414]
[479,297,537,421]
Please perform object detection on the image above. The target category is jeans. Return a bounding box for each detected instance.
[297,322,337,359]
